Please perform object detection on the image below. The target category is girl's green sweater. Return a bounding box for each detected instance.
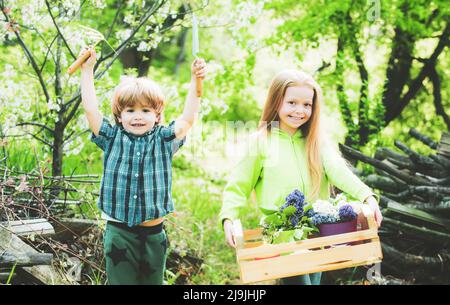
[219,127,378,223]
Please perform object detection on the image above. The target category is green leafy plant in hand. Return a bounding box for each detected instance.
[261,190,318,244]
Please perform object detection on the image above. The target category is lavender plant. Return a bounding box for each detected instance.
[261,189,317,244]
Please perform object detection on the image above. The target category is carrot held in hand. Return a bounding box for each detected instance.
[68,51,92,75]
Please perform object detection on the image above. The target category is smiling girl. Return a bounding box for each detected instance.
[219,69,382,285]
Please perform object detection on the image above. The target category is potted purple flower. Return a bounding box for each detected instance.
[307,193,360,239]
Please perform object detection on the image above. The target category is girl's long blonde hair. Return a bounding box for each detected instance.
[258,70,324,200]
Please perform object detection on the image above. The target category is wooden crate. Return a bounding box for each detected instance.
[233,205,383,284]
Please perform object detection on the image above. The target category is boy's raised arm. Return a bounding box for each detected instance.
[174,58,206,139]
[80,48,103,136]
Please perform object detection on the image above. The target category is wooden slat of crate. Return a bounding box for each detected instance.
[243,241,264,249]
[239,240,382,283]
[234,204,382,283]
[237,229,378,260]
[243,229,263,241]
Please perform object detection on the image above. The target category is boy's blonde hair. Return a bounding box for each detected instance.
[258,69,324,200]
[111,77,165,125]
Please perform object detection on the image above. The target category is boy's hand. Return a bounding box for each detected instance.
[80,47,97,72]
[191,58,206,80]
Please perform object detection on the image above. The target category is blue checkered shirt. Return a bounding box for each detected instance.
[91,118,185,227]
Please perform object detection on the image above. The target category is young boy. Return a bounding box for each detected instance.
[80,48,206,285]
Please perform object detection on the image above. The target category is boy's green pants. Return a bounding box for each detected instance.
[103,221,167,285]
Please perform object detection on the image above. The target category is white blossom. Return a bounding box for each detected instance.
[312,200,339,218]
[90,0,106,9]
[123,13,136,25]
[199,98,212,116]
[137,41,151,52]
[48,100,61,112]
[60,0,81,17]
[116,29,132,42]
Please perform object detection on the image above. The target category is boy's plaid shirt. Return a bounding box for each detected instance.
[91,118,185,227]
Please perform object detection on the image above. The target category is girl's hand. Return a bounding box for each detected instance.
[365,196,383,228]
[191,58,206,80]
[80,47,97,72]
[223,219,236,248]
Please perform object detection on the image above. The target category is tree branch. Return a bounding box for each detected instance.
[382,243,450,273]
[174,27,189,76]
[409,128,439,149]
[375,147,411,163]
[339,143,434,186]
[16,122,55,135]
[429,67,450,130]
[363,174,408,193]
[382,3,414,122]
[335,33,357,147]
[346,16,369,146]
[25,132,54,149]
[62,96,81,130]
[64,0,167,129]
[394,140,444,170]
[104,0,125,42]
[96,0,167,68]
[55,35,64,124]
[39,34,58,73]
[386,22,450,124]
[1,4,50,103]
[382,217,450,246]
[63,129,90,146]
[45,0,76,60]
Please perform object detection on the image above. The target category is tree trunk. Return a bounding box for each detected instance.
[52,124,64,177]
[385,22,450,125]
[119,46,155,77]
[174,28,188,76]
[382,25,414,122]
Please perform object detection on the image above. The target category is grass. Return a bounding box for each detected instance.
[1,138,39,172]
[6,263,17,285]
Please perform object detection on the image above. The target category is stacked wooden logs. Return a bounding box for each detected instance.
[339,129,450,284]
